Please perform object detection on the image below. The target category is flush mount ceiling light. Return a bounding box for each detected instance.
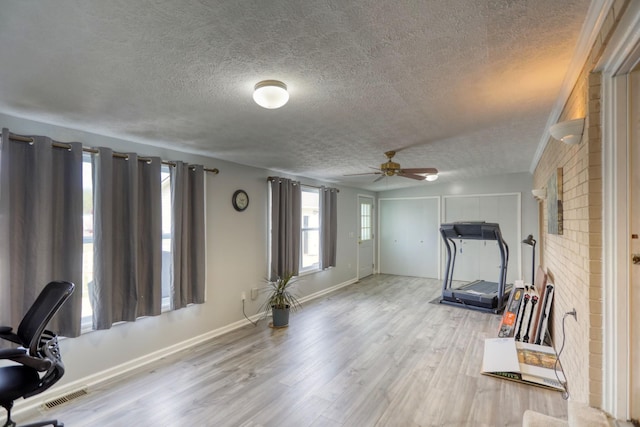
[253,80,289,109]
[425,174,439,182]
[549,118,585,145]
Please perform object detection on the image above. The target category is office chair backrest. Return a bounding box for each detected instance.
[16,281,75,355]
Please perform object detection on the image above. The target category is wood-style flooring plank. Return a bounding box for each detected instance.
[18,275,568,426]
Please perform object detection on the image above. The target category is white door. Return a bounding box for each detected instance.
[601,5,640,417]
[604,62,640,421]
[357,195,374,279]
[628,66,640,420]
[378,197,440,278]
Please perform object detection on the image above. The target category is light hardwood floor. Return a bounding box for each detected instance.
[19,274,568,426]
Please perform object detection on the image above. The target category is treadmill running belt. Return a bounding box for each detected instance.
[442,280,514,310]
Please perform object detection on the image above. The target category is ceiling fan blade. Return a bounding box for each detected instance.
[343,171,382,176]
[400,168,438,174]
[397,172,427,181]
[346,153,438,181]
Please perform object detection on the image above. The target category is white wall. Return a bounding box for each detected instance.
[377,172,538,284]
[0,113,370,392]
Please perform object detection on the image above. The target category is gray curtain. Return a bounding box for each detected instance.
[136,158,163,317]
[0,128,83,337]
[320,186,338,269]
[170,162,205,310]
[270,177,301,279]
[91,148,162,329]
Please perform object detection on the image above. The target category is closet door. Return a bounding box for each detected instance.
[378,197,439,278]
[443,194,520,284]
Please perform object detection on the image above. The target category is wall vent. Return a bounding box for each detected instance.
[43,388,88,410]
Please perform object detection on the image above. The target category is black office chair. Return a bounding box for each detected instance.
[0,281,75,427]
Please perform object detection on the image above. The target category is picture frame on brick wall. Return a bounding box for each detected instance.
[547,167,563,235]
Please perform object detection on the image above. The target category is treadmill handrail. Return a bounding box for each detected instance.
[441,236,457,291]
[440,221,503,241]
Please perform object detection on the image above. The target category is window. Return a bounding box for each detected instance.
[81,154,94,321]
[160,169,172,305]
[80,154,173,330]
[360,200,373,241]
[300,186,320,272]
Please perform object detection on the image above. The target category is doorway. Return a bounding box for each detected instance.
[628,65,640,421]
[601,7,640,417]
[357,195,375,279]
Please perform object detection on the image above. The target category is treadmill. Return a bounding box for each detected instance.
[439,222,511,313]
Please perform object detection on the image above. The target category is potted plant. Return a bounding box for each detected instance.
[260,273,301,328]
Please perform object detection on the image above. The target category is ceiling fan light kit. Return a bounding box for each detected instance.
[253,80,289,109]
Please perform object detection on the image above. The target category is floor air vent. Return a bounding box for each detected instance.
[43,388,88,409]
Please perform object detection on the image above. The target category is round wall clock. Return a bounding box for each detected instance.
[232,189,249,211]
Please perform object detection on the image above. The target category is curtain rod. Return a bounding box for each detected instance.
[267,176,339,192]
[7,133,219,174]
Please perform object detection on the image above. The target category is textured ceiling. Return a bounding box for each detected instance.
[0,0,591,191]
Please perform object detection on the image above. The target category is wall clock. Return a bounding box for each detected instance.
[232,189,249,212]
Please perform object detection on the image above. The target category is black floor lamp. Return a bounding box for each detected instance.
[522,234,537,285]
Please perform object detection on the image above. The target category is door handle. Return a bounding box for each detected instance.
[633,254,640,264]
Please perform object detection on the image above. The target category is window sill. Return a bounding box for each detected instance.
[79,297,172,334]
[297,266,322,277]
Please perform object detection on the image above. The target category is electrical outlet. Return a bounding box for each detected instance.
[251,287,259,300]
[241,291,246,301]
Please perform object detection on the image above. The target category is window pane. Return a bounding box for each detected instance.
[161,166,172,301]
[81,154,94,321]
[361,202,372,241]
[301,229,319,269]
[301,187,320,271]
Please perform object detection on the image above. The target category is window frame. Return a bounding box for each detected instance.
[299,185,320,274]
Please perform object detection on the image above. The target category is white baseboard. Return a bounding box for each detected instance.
[13,276,358,419]
[297,277,358,304]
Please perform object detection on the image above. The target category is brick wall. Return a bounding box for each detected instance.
[532,0,628,407]
[534,72,592,403]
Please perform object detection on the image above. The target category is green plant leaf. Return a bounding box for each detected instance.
[258,272,302,318]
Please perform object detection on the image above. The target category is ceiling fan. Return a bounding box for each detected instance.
[346,151,438,182]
